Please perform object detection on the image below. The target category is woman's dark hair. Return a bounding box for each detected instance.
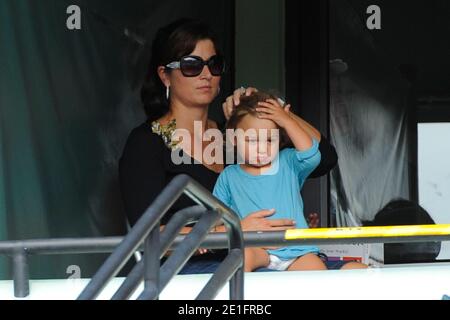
[141,19,221,122]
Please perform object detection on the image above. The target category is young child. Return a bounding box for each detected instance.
[213,92,327,272]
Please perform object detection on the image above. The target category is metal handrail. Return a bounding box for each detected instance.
[77,174,245,300]
[1,226,450,297]
[3,226,450,256]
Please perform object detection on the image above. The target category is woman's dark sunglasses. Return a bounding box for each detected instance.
[165,55,225,77]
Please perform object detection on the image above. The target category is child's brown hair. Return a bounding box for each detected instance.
[226,91,290,147]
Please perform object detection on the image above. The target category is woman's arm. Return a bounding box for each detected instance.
[309,136,338,178]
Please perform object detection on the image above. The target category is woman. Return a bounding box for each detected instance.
[119,19,356,273]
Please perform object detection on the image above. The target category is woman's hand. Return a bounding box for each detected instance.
[241,209,296,231]
[222,87,258,120]
[255,99,293,128]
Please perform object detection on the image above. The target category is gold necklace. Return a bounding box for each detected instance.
[151,118,211,151]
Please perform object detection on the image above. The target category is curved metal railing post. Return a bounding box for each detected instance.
[77,174,245,300]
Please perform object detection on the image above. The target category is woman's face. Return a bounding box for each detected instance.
[165,39,221,108]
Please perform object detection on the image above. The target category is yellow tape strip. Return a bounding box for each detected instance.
[285,224,450,240]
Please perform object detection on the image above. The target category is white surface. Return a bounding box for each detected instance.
[1,263,449,300]
[418,122,450,259]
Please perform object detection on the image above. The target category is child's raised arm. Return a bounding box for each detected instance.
[256,99,313,151]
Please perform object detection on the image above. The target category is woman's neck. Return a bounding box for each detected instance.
[167,100,209,133]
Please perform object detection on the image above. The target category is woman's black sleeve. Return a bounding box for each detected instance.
[119,127,165,226]
[308,136,338,179]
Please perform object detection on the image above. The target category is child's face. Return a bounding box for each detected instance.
[235,114,280,167]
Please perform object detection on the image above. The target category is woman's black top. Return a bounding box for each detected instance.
[119,122,337,226]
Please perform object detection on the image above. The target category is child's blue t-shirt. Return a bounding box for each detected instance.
[213,140,321,260]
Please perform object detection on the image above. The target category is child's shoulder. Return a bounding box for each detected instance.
[220,164,240,176]
[280,147,296,155]
[279,147,297,159]
[215,165,239,188]
[278,148,306,167]
[279,143,320,161]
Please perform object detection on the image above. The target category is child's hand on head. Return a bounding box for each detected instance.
[255,99,293,128]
